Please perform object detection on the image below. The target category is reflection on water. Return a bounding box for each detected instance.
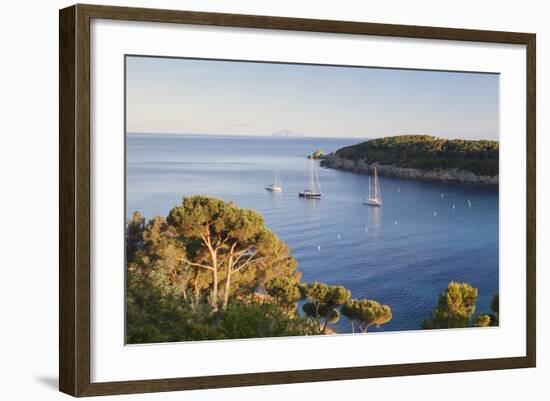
[366,206,382,236]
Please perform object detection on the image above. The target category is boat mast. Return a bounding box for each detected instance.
[309,159,315,192]
[275,170,281,187]
[368,175,372,199]
[374,168,381,201]
[315,165,321,194]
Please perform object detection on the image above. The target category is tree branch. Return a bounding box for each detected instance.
[233,246,255,265]
[178,258,214,271]
[233,253,266,273]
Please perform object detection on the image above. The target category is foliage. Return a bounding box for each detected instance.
[302,282,351,333]
[422,281,478,329]
[126,211,146,262]
[491,293,499,324]
[486,293,500,326]
[265,276,302,314]
[127,271,315,343]
[341,299,392,333]
[219,302,317,339]
[126,270,221,344]
[127,215,195,303]
[165,195,297,311]
[125,196,310,342]
[475,314,492,327]
[324,135,499,176]
[474,293,499,328]
[491,293,499,314]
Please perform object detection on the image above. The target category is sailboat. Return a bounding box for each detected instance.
[299,159,322,198]
[265,170,283,192]
[363,167,382,206]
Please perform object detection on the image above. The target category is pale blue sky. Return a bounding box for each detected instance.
[126,56,499,140]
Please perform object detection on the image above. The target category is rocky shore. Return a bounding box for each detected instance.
[307,149,325,159]
[320,154,498,187]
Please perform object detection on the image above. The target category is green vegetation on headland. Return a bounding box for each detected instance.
[126,195,497,343]
[320,135,499,185]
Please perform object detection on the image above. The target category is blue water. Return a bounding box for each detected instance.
[126,133,499,333]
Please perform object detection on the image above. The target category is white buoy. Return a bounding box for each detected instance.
[394,220,398,225]
[337,234,341,239]
[317,245,321,251]
[397,188,400,192]
[434,211,437,217]
[365,227,369,232]
[441,193,444,198]
[452,204,456,209]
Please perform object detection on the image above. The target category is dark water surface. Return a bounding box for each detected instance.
[126,133,499,333]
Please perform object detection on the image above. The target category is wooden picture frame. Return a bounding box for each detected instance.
[59,3,536,397]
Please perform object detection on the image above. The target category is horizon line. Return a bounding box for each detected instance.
[126,131,500,142]
[126,131,365,139]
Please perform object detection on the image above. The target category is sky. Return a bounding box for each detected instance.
[126,56,499,140]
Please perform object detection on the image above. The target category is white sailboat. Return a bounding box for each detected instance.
[363,167,382,206]
[299,159,322,198]
[265,170,283,192]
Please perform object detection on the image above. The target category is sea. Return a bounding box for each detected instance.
[126,133,499,333]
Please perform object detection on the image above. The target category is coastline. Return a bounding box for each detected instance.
[320,154,499,188]
[127,134,500,333]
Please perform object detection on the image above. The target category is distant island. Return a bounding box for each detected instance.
[271,129,305,137]
[320,135,499,186]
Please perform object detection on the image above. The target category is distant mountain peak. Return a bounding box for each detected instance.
[271,129,305,137]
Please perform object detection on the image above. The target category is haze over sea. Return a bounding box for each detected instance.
[126,133,499,333]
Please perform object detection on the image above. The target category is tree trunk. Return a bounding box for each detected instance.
[321,317,329,334]
[193,273,200,307]
[222,267,232,311]
[314,301,322,332]
[222,247,237,311]
[350,320,355,334]
[182,288,187,302]
[211,267,218,311]
[208,250,218,312]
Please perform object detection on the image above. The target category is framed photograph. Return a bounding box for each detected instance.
[59,4,536,397]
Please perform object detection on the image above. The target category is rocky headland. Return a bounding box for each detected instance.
[320,135,499,187]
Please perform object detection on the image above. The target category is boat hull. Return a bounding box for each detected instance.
[363,198,382,206]
[266,186,282,192]
[299,192,322,198]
